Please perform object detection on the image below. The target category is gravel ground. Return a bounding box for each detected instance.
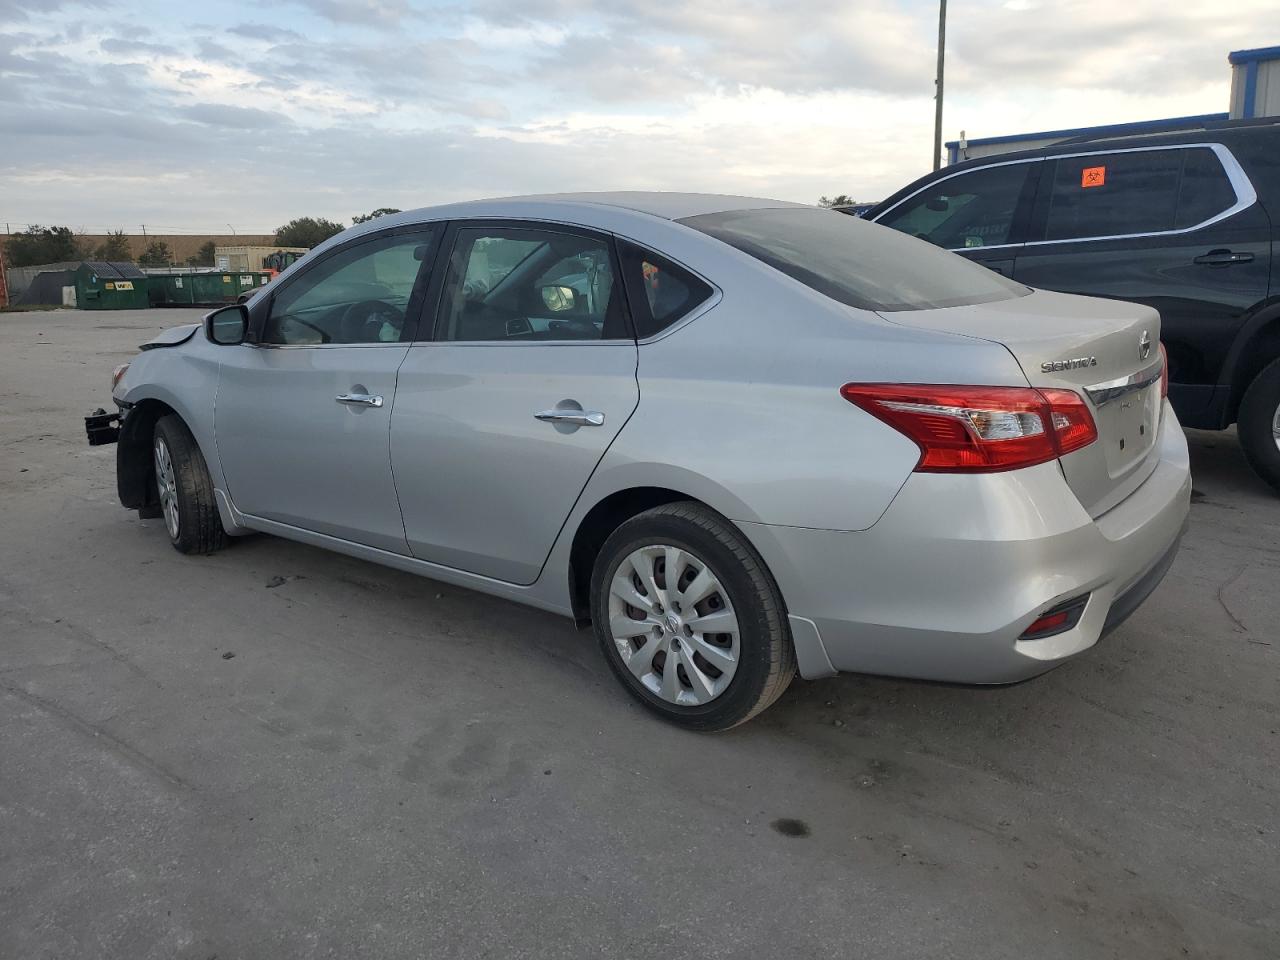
[1,308,1277,960]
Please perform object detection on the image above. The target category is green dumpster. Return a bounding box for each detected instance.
[145,271,272,306]
[76,262,150,310]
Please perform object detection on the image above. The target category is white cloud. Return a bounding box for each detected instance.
[0,0,1274,230]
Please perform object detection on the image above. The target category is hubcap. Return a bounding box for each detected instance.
[1272,399,1280,455]
[153,437,180,539]
[607,544,740,706]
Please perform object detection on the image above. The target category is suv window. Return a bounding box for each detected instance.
[876,163,1032,250]
[681,207,1027,312]
[436,228,628,342]
[263,231,432,345]
[1175,148,1238,228]
[1042,147,1237,241]
[618,241,713,338]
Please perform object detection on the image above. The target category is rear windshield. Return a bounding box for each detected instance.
[679,207,1028,312]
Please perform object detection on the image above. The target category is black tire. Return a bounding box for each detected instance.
[1237,357,1280,493]
[153,415,227,555]
[589,502,796,731]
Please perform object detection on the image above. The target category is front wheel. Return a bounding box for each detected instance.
[1237,357,1280,494]
[153,415,227,554]
[590,502,795,731]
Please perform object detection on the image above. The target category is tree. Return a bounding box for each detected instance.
[4,225,79,267]
[95,230,133,262]
[186,240,217,267]
[137,240,173,267]
[274,217,345,248]
[352,207,402,225]
[818,194,857,208]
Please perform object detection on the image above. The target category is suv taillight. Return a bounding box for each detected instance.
[1159,342,1169,399]
[840,383,1097,473]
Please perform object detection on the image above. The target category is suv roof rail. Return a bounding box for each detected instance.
[1055,115,1280,146]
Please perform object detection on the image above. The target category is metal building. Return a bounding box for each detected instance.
[1229,46,1280,119]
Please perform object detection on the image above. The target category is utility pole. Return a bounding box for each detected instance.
[227,224,236,236]
[141,224,148,240]
[933,0,947,171]
[0,240,9,309]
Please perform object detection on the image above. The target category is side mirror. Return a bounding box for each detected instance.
[540,284,577,312]
[206,304,248,345]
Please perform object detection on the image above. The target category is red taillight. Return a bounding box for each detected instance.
[1158,342,1169,399]
[840,383,1098,473]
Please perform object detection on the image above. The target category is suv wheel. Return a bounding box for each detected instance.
[1237,357,1280,493]
[589,502,795,731]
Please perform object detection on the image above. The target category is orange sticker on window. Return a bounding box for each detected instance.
[1081,166,1106,188]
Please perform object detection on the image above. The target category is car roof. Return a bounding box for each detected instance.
[311,192,813,268]
[481,192,807,220]
[333,192,809,252]
[396,191,806,224]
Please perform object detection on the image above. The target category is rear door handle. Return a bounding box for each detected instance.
[1193,249,1254,266]
[335,393,384,407]
[535,409,605,427]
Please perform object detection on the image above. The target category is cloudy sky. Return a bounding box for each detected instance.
[0,0,1272,233]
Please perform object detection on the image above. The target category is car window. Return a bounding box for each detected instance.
[437,228,628,341]
[876,163,1032,250]
[1174,148,1238,228]
[680,206,1027,313]
[263,232,432,345]
[1041,148,1237,242]
[618,242,713,338]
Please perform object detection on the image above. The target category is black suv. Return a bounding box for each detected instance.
[865,119,1280,491]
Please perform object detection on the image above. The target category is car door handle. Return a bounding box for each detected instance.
[335,393,384,407]
[1193,249,1254,266]
[535,409,605,427]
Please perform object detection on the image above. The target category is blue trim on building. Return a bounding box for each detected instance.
[1242,60,1260,119]
[1228,45,1280,66]
[943,113,1229,153]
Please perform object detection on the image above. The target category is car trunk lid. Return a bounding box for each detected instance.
[878,289,1164,517]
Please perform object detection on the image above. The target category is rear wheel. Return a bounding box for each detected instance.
[589,502,795,731]
[153,415,227,554]
[1237,357,1280,493]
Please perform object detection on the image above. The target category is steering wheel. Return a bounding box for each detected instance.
[339,300,401,343]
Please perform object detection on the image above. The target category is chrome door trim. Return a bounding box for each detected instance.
[872,142,1258,253]
[252,341,412,350]
[1084,358,1165,406]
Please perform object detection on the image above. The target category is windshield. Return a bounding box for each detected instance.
[679,206,1028,312]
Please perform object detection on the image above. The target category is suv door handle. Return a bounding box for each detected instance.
[535,409,605,427]
[1193,249,1254,266]
[335,393,384,407]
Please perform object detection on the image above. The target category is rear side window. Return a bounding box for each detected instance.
[618,241,713,338]
[680,207,1027,313]
[1042,148,1238,241]
[1175,149,1238,228]
[876,163,1032,250]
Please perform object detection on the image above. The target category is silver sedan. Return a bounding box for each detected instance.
[93,193,1191,729]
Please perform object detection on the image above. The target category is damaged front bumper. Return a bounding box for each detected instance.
[84,403,124,445]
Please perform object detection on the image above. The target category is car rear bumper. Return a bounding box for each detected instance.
[739,401,1192,683]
